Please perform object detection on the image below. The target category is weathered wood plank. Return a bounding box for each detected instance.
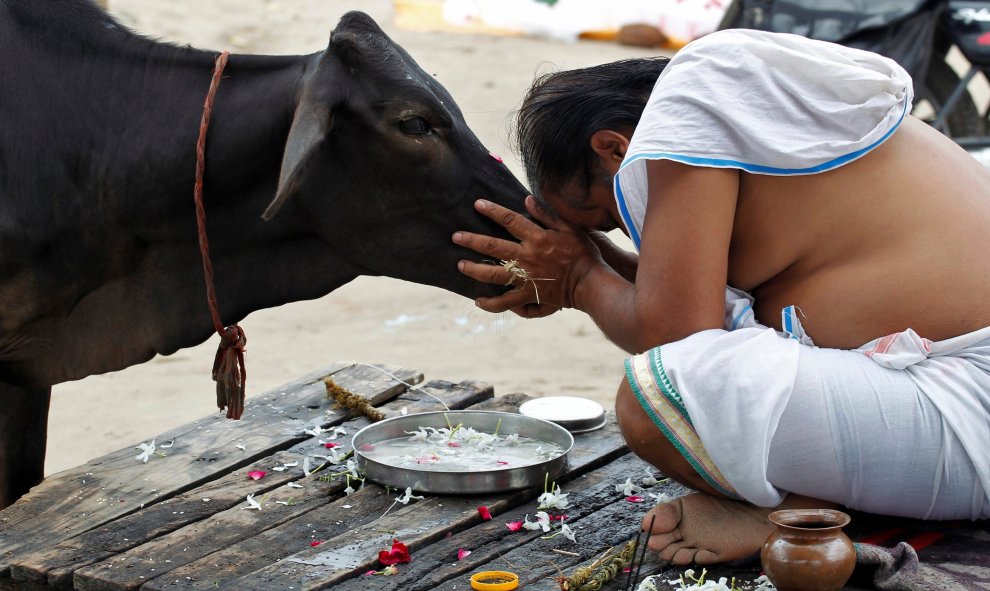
[224,412,628,590]
[428,468,688,591]
[11,379,492,590]
[0,363,421,577]
[338,452,672,591]
[141,392,526,591]
[63,382,492,590]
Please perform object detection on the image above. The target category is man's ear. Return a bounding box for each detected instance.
[589,129,630,175]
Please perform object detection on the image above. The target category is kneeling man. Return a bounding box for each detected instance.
[454,29,990,564]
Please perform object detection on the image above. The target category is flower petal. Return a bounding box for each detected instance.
[247,470,267,480]
[477,506,492,521]
[379,539,412,565]
[310,540,322,547]
[506,521,523,532]
[457,548,471,560]
[323,442,340,449]
[625,495,645,503]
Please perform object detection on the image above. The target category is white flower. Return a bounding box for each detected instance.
[236,444,246,451]
[559,521,576,542]
[326,426,347,440]
[503,434,521,446]
[521,514,542,531]
[286,482,304,489]
[396,487,424,504]
[159,440,175,449]
[662,568,751,591]
[534,511,551,532]
[243,493,262,511]
[304,425,327,437]
[406,427,431,443]
[135,439,156,463]
[649,491,674,504]
[344,486,355,495]
[616,478,643,496]
[303,456,328,476]
[344,458,361,480]
[325,447,348,464]
[642,469,659,486]
[537,486,570,511]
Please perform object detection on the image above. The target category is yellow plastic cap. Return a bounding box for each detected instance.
[470,570,520,591]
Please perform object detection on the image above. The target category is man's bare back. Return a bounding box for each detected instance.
[731,115,990,349]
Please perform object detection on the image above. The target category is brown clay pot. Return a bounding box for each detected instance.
[761,509,856,591]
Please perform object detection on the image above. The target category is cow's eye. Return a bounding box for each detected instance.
[398,117,432,136]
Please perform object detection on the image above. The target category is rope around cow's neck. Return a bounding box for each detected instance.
[194,50,247,420]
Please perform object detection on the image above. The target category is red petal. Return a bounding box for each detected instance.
[310,540,322,547]
[477,506,492,520]
[506,521,523,532]
[247,470,266,480]
[457,548,472,560]
[379,540,412,565]
[625,495,645,503]
[323,442,340,449]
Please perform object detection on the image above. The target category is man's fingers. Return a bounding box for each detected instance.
[474,199,540,239]
[452,231,518,261]
[475,288,535,314]
[458,260,519,286]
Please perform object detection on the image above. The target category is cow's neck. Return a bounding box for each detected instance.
[0,15,363,386]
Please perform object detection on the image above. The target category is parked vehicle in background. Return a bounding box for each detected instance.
[719,0,990,146]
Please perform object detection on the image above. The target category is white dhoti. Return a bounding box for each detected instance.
[626,288,990,520]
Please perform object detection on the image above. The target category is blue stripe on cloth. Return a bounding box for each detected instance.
[618,100,908,177]
[614,176,641,250]
[730,304,752,331]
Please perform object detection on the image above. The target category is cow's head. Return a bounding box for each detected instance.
[263,11,529,298]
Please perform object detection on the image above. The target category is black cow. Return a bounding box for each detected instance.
[0,1,528,508]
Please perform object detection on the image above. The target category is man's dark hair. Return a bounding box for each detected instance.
[514,57,669,202]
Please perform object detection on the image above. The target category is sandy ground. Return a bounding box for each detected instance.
[45,0,666,475]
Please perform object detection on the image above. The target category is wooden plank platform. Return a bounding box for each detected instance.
[3,363,987,591]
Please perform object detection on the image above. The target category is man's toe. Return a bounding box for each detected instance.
[671,546,702,565]
[644,498,682,533]
[647,529,682,554]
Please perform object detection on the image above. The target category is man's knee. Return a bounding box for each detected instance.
[615,373,722,496]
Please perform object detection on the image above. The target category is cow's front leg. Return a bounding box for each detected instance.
[0,380,50,509]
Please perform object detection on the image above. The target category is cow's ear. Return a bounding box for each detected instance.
[261,98,331,221]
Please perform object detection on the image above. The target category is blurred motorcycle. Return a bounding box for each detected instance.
[719,0,990,146]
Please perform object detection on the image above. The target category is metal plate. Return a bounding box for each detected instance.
[518,397,607,433]
[352,410,573,494]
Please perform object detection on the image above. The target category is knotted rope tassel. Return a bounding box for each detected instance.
[194,50,247,419]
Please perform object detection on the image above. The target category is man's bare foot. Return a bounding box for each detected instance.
[642,492,836,565]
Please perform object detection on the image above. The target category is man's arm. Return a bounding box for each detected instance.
[576,160,738,351]
[454,160,738,353]
[589,231,638,283]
